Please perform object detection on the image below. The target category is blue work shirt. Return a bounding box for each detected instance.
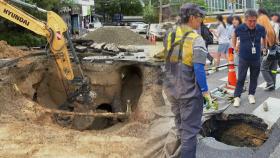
[235,24,266,61]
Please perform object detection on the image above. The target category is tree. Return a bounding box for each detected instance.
[143,4,158,23]
[95,0,143,18]
[182,0,207,9]
[23,0,61,11]
[258,0,280,14]
[142,0,207,22]
[0,0,74,46]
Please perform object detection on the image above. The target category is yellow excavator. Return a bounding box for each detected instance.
[0,0,131,130]
[0,0,95,108]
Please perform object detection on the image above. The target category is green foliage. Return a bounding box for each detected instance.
[143,0,169,6]
[170,0,208,15]
[258,0,280,14]
[143,0,208,20]
[143,4,158,23]
[24,0,74,11]
[0,0,72,46]
[0,31,46,47]
[95,0,143,17]
[182,0,207,9]
[143,0,207,8]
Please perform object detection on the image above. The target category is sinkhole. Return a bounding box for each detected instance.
[201,114,270,147]
[18,62,143,131]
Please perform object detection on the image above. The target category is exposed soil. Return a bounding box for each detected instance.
[219,122,268,147]
[0,40,28,59]
[201,114,269,147]
[0,52,167,157]
[83,27,150,45]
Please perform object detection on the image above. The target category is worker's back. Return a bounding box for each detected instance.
[164,26,205,99]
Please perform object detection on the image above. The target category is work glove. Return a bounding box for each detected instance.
[203,92,219,110]
[271,69,280,74]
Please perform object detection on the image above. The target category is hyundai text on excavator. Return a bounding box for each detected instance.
[0,0,130,130]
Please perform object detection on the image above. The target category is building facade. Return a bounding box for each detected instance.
[206,0,258,13]
[168,0,257,14]
[72,0,95,33]
[59,0,95,35]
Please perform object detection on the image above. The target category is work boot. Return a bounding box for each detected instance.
[233,97,240,107]
[248,95,256,104]
[264,84,275,91]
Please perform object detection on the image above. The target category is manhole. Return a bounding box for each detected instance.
[201,114,270,147]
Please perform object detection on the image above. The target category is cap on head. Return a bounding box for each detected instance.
[180,3,206,23]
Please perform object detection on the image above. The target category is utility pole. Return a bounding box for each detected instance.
[159,0,162,23]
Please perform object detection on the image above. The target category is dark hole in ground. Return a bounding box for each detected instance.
[28,69,116,131]
[56,103,116,131]
[120,65,143,112]
[29,64,144,131]
[88,103,115,130]
[201,114,269,147]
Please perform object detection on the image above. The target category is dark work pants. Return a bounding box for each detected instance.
[234,57,261,97]
[169,95,203,158]
[207,53,214,63]
[206,44,214,63]
[261,58,278,86]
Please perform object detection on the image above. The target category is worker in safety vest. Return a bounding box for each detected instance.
[163,3,214,158]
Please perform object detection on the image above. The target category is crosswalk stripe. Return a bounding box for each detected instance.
[252,97,280,129]
[220,76,228,81]
[258,75,280,90]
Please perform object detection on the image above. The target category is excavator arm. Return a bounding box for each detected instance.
[0,0,74,80]
[0,1,131,129]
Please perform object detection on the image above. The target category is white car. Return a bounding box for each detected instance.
[130,22,147,29]
[146,24,166,41]
[87,18,103,31]
[135,24,148,34]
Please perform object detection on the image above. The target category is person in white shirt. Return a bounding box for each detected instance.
[211,15,230,69]
[226,16,234,45]
[270,13,279,43]
[232,16,243,75]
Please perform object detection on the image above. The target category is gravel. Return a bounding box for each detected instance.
[83,27,151,45]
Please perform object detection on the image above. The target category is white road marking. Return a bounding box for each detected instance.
[208,66,229,75]
[258,75,280,90]
[252,97,280,129]
[220,76,228,82]
[219,70,251,81]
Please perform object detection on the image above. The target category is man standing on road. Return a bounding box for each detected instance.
[232,10,267,107]
[164,3,213,158]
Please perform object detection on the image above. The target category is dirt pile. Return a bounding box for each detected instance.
[83,27,150,45]
[0,41,28,59]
